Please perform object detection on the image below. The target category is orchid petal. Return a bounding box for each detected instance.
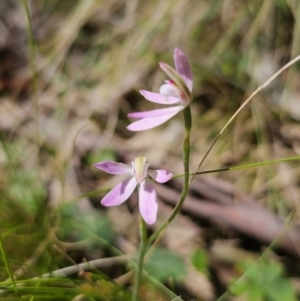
[174,48,193,91]
[101,177,137,206]
[127,106,184,131]
[159,62,191,103]
[139,178,158,224]
[159,84,181,98]
[148,169,173,183]
[93,161,131,174]
[128,105,184,119]
[140,90,180,105]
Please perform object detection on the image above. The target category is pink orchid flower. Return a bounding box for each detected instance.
[127,48,193,131]
[94,156,173,224]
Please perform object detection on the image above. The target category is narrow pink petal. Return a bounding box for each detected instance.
[148,169,173,183]
[128,105,184,119]
[174,48,193,91]
[140,90,180,105]
[101,177,137,206]
[127,106,185,131]
[93,161,131,174]
[139,178,158,224]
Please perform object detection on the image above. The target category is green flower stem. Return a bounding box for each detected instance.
[148,106,192,245]
[131,106,192,299]
[132,217,148,301]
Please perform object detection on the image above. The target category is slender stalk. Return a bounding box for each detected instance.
[172,155,300,178]
[132,218,147,301]
[191,53,300,183]
[21,0,40,146]
[148,106,192,245]
[0,234,20,299]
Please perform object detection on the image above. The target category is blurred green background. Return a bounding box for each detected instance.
[1,0,300,300]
